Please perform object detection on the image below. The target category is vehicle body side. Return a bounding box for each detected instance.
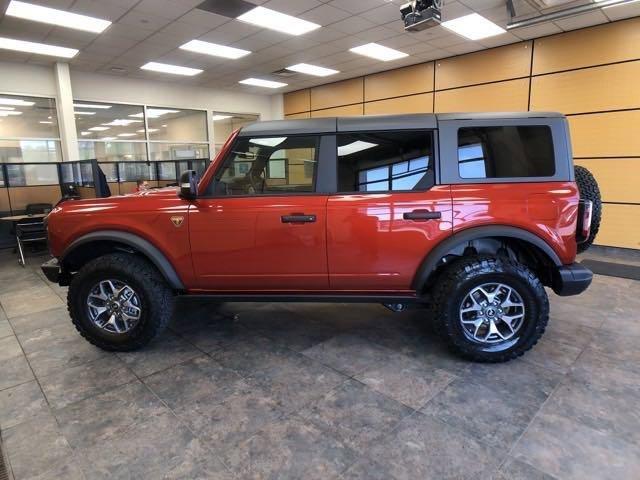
[46,112,582,298]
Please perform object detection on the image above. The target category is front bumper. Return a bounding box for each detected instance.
[552,262,593,296]
[41,258,71,286]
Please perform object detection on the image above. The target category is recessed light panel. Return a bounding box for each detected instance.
[74,103,112,109]
[140,62,203,76]
[338,141,378,156]
[239,78,287,89]
[74,111,95,115]
[0,98,33,106]
[180,40,250,59]
[237,6,320,36]
[350,43,408,61]
[6,1,111,33]
[442,13,505,40]
[0,111,22,116]
[286,63,339,77]
[211,115,232,121]
[88,126,109,131]
[0,37,78,58]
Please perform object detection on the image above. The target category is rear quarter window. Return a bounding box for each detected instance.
[458,126,555,179]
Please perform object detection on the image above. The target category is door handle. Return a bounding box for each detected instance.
[403,210,442,221]
[281,213,316,223]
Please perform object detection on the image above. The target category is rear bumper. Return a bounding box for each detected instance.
[41,257,71,286]
[552,262,593,296]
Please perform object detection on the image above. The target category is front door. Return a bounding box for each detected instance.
[189,134,328,291]
[327,129,453,291]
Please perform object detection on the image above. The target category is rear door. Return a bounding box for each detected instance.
[189,134,331,291]
[326,129,453,291]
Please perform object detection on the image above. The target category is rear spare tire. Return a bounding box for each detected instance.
[574,165,602,253]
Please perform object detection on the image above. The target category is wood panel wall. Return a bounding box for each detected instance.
[283,17,640,250]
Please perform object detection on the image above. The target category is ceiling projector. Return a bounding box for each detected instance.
[400,0,442,32]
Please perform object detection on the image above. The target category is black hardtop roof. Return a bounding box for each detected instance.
[238,112,565,137]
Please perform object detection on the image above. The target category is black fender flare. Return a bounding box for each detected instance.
[411,225,562,290]
[62,230,185,290]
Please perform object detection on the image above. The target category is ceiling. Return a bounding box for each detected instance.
[0,0,638,94]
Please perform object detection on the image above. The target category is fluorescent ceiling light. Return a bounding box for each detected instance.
[137,128,159,133]
[100,137,116,141]
[117,133,136,137]
[286,63,339,77]
[211,115,232,121]
[74,111,95,115]
[0,106,15,111]
[80,131,91,135]
[0,36,78,58]
[250,137,286,147]
[140,62,202,76]
[102,119,142,126]
[129,109,179,119]
[442,13,505,40]
[350,43,408,61]
[74,103,111,109]
[237,6,320,36]
[180,39,250,59]
[239,78,287,89]
[0,111,22,116]
[338,141,378,156]
[39,120,52,124]
[0,98,34,106]
[88,126,109,131]
[6,0,111,33]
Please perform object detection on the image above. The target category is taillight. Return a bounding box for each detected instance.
[577,199,592,243]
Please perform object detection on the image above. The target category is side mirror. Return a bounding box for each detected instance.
[178,170,197,200]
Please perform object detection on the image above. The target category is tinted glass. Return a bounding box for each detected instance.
[0,94,60,139]
[74,101,145,140]
[148,142,209,160]
[337,131,433,192]
[458,126,555,179]
[213,136,317,195]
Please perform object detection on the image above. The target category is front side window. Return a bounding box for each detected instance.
[211,136,317,195]
[458,126,555,179]
[337,131,433,192]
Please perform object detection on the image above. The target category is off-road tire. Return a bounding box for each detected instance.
[430,255,549,363]
[574,165,602,253]
[68,253,174,351]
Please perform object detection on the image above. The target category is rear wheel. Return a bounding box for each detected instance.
[68,253,174,351]
[430,256,548,362]
[574,165,602,253]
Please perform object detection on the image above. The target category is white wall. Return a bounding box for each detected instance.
[0,62,57,97]
[70,70,279,121]
[0,60,284,121]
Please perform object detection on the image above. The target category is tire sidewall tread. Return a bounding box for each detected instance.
[67,253,174,351]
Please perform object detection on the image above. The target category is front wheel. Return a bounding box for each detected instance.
[68,253,174,351]
[430,256,549,362]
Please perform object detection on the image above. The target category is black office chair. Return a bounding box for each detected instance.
[15,203,52,266]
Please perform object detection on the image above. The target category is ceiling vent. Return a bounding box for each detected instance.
[271,68,298,77]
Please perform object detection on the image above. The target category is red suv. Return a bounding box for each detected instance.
[42,112,600,363]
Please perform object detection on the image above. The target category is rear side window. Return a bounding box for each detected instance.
[337,130,433,192]
[458,126,555,179]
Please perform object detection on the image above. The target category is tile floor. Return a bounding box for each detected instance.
[0,250,639,479]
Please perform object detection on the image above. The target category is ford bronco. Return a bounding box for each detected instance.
[42,112,601,362]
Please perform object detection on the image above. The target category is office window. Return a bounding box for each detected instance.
[148,142,208,161]
[458,126,555,179]
[213,136,317,195]
[212,112,259,154]
[75,101,147,162]
[0,94,62,162]
[337,131,433,192]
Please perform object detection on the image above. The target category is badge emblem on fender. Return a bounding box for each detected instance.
[170,216,184,227]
